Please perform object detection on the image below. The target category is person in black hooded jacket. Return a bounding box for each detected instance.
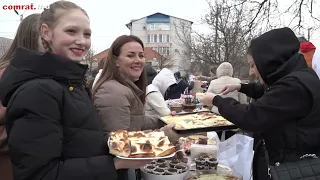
[203,27,320,179]
[0,1,150,180]
[167,71,194,99]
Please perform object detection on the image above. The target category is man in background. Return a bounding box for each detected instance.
[298,36,316,68]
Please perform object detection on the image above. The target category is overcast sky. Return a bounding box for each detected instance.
[0,0,319,54]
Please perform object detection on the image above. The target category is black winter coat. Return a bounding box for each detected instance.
[212,28,320,179]
[167,79,194,100]
[0,48,119,180]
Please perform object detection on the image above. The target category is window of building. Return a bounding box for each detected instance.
[162,35,166,43]
[157,47,170,55]
[148,34,156,43]
[147,34,170,43]
[147,35,151,43]
[147,23,170,30]
[161,24,170,30]
[154,23,160,30]
[148,24,155,30]
[158,47,162,54]
[159,34,163,42]
[154,34,157,43]
[165,47,170,55]
[162,35,170,43]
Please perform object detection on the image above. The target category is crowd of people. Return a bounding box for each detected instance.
[1,1,320,180]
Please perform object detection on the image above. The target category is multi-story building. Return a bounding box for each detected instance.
[125,12,193,74]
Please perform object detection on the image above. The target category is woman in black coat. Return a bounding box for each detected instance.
[203,27,320,179]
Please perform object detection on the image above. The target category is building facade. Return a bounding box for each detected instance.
[126,13,192,74]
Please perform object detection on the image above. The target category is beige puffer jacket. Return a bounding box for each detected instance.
[93,73,159,136]
[207,62,247,114]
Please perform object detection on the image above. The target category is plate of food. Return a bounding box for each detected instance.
[140,158,190,180]
[159,112,237,134]
[108,130,180,160]
[179,135,217,154]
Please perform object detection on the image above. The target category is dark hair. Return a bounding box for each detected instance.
[174,71,181,79]
[210,67,215,74]
[146,65,157,85]
[0,14,41,69]
[92,35,147,104]
[297,36,308,43]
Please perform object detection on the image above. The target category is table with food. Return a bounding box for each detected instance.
[166,91,210,114]
[108,129,242,180]
[108,92,245,180]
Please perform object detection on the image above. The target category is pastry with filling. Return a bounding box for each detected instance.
[129,136,176,157]
[109,130,176,158]
[109,130,131,157]
[161,112,233,130]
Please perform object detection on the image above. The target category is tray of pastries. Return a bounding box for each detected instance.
[108,130,179,160]
[159,112,237,134]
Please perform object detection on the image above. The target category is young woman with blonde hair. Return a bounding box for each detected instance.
[0,1,149,180]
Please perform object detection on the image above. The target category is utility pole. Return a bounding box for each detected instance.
[13,9,23,22]
[214,6,218,63]
[307,28,312,41]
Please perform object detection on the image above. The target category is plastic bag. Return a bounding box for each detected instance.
[218,134,254,180]
[207,131,220,145]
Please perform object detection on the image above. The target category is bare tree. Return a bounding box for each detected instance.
[151,45,175,70]
[241,0,320,36]
[82,48,96,72]
[172,21,195,74]
[176,0,320,78]
[175,0,252,77]
[155,54,175,70]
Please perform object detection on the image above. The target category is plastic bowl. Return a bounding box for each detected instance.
[140,164,190,180]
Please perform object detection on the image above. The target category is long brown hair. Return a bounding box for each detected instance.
[39,1,88,52]
[92,35,147,104]
[0,13,41,69]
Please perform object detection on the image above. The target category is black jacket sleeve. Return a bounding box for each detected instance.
[213,77,311,132]
[188,81,194,91]
[6,80,117,180]
[239,82,267,99]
